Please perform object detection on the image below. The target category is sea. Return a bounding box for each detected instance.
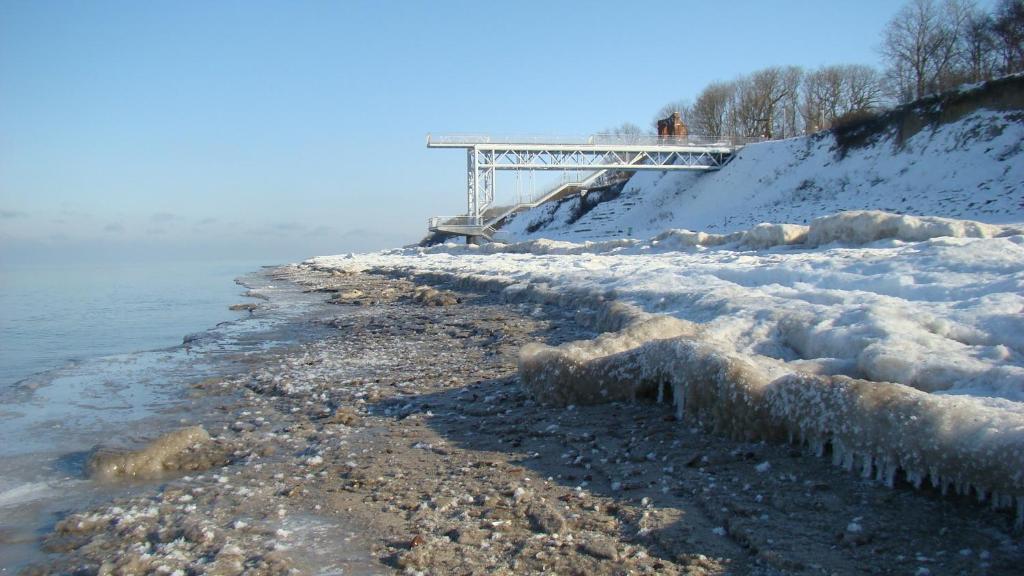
[0,258,333,570]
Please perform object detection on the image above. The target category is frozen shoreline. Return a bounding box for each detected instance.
[21,266,1024,575]
[312,211,1024,526]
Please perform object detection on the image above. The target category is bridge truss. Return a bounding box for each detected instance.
[426,134,756,239]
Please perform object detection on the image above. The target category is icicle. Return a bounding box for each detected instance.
[832,439,845,467]
[673,382,684,420]
[657,381,665,404]
[1016,497,1023,530]
[842,450,856,472]
[884,462,896,488]
[813,439,825,458]
[861,454,874,479]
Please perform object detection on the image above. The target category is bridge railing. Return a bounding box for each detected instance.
[427,133,767,147]
[428,215,480,229]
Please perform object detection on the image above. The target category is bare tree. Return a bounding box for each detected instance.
[729,76,760,137]
[802,67,844,132]
[690,81,734,136]
[959,8,999,82]
[778,66,804,138]
[728,66,803,139]
[844,65,886,111]
[603,122,646,143]
[880,0,973,102]
[992,0,1024,73]
[801,65,884,131]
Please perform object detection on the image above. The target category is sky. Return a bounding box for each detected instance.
[0,0,980,264]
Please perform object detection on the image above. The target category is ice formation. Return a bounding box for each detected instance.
[421,211,1020,256]
[311,210,1024,524]
[87,426,212,481]
[805,211,1010,247]
[519,304,1024,526]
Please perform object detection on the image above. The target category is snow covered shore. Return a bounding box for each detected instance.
[311,211,1024,522]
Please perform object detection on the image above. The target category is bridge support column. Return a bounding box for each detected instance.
[468,146,479,223]
[484,150,495,211]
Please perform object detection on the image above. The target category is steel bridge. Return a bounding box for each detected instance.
[426,133,759,241]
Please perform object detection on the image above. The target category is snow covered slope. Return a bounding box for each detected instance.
[499,78,1024,242]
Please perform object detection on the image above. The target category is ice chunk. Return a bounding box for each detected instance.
[740,223,808,249]
[86,426,214,481]
[807,211,1006,247]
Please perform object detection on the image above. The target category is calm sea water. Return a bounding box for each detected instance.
[0,259,269,389]
[0,258,328,571]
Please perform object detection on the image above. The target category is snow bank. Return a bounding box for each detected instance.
[425,211,1019,257]
[519,303,1024,525]
[311,213,1024,402]
[740,223,809,249]
[310,210,1024,524]
[806,211,1011,247]
[519,315,703,405]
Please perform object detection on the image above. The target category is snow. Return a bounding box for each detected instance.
[498,108,1023,243]
[310,101,1024,523]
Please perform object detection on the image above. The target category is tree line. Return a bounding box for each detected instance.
[613,0,1023,139]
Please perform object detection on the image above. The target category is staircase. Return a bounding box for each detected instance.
[428,169,622,240]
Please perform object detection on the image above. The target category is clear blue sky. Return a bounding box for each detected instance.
[0,0,969,263]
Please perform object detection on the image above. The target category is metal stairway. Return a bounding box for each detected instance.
[429,169,617,240]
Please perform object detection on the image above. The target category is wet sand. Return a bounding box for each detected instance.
[21,267,1023,575]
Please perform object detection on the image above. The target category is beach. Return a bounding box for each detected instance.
[19,266,1022,575]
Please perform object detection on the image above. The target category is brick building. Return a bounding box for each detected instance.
[656,111,688,138]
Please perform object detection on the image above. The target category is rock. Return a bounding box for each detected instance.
[329,289,365,304]
[229,303,257,312]
[411,286,459,306]
[452,527,486,546]
[527,503,567,535]
[512,486,529,503]
[579,533,618,561]
[324,407,362,427]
